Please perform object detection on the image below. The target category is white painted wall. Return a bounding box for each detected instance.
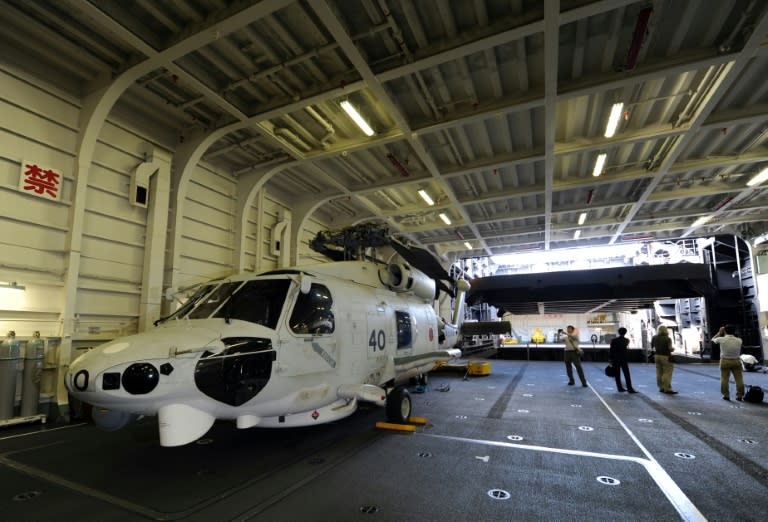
[174,164,237,287]
[240,192,331,273]
[1,64,334,407]
[1,68,77,338]
[0,67,173,341]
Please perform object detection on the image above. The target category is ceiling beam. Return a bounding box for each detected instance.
[542,0,560,250]
[609,7,768,244]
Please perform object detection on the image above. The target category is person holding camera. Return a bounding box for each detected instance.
[558,325,587,387]
[712,325,744,401]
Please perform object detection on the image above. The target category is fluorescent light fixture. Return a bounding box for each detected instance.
[418,189,435,206]
[578,212,587,225]
[604,102,624,138]
[0,281,25,291]
[573,230,581,239]
[592,153,607,177]
[439,213,451,225]
[747,167,768,187]
[340,100,374,136]
[464,242,473,250]
[691,215,712,228]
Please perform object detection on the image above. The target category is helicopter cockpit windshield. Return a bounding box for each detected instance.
[161,279,292,329]
[189,282,243,319]
[212,279,290,328]
[160,284,216,323]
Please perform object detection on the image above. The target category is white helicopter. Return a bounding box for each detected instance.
[66,224,500,446]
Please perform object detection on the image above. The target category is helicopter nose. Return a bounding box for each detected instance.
[67,362,161,396]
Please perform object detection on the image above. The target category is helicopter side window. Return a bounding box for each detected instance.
[396,311,412,349]
[289,284,335,335]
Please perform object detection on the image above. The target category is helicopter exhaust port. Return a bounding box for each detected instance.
[379,263,436,301]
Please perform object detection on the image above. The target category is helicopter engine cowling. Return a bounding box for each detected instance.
[380,263,436,301]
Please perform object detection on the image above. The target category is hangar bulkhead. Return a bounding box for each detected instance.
[1,1,768,521]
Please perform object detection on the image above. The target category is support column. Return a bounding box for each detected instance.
[137,146,171,331]
[233,162,295,272]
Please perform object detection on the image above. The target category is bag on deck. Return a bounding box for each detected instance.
[740,354,759,371]
[744,385,764,404]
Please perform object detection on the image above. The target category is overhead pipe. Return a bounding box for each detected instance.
[205,137,261,160]
[338,156,370,183]
[441,132,464,166]
[625,7,653,71]
[379,0,441,119]
[387,154,410,176]
[232,155,291,177]
[377,0,409,58]
[305,106,335,149]
[674,65,720,128]
[409,73,442,120]
[621,235,654,242]
[275,127,311,151]
[713,196,735,211]
[227,41,340,93]
[718,0,757,52]
[283,114,321,149]
[268,75,299,102]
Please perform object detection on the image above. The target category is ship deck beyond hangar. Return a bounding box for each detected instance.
[1,360,767,521]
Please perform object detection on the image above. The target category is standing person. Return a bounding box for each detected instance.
[558,325,587,387]
[711,325,744,401]
[609,327,637,393]
[652,325,677,394]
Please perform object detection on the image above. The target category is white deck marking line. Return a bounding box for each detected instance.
[0,423,87,441]
[422,432,649,463]
[588,384,706,522]
[422,432,705,522]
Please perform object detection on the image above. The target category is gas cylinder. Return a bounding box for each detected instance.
[0,331,21,420]
[21,331,44,416]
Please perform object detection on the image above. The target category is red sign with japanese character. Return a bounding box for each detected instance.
[19,161,61,200]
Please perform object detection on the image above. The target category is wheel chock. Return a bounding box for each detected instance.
[407,416,428,425]
[376,421,417,432]
[468,361,492,376]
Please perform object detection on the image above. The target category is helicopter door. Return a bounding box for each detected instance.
[365,303,395,383]
[282,283,338,376]
[367,311,389,359]
[366,297,395,357]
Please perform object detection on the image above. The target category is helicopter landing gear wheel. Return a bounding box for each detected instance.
[386,386,412,424]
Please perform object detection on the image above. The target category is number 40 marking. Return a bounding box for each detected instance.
[369,329,386,351]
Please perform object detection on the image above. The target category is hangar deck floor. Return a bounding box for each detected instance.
[1,360,767,522]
